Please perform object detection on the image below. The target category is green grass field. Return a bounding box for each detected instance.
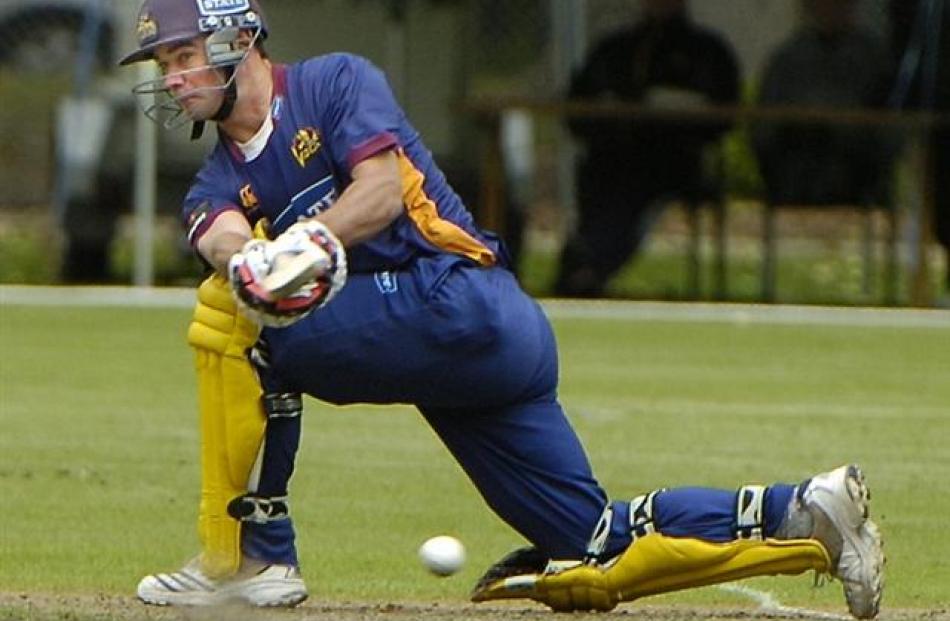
[1,295,948,619]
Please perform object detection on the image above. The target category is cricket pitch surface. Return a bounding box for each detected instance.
[2,593,948,621]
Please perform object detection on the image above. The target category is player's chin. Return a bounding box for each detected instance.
[177,95,215,121]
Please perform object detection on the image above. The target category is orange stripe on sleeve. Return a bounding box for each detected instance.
[397,152,496,266]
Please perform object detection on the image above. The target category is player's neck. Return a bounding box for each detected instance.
[219,56,274,144]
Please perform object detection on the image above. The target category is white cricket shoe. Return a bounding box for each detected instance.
[137,558,308,608]
[136,559,218,606]
[220,562,308,607]
[803,464,884,619]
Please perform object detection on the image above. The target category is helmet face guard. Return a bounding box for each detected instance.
[131,26,262,129]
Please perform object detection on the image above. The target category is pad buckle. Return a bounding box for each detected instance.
[262,392,302,418]
[736,484,766,540]
[584,505,613,563]
[630,489,666,542]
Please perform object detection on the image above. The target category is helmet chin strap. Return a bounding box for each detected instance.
[191,66,238,140]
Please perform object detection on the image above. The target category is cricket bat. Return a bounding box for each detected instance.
[261,247,325,298]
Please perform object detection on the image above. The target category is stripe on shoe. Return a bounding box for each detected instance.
[154,571,214,592]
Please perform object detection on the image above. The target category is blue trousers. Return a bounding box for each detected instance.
[244,256,794,563]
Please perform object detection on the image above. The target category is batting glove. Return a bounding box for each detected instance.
[228,220,347,328]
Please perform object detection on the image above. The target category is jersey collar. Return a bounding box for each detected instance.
[222,63,288,163]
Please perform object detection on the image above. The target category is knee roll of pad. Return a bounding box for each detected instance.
[189,275,261,356]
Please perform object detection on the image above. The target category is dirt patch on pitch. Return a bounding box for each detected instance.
[1,593,948,621]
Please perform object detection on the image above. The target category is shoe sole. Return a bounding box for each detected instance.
[140,589,308,608]
[138,574,308,608]
[807,465,884,619]
[233,581,308,608]
[251,591,309,607]
[219,573,309,608]
[139,592,307,608]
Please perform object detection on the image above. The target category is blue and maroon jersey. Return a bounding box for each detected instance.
[182,53,497,273]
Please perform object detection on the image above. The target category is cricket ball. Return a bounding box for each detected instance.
[418,535,466,576]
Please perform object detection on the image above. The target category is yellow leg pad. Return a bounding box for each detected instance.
[473,534,831,612]
[609,534,830,604]
[187,275,264,578]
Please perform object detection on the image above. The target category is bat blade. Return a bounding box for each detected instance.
[261,250,322,298]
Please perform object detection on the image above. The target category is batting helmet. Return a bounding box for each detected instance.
[120,0,268,66]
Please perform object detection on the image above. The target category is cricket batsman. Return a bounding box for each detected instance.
[120,0,884,617]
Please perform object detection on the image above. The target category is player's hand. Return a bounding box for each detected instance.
[228,221,347,327]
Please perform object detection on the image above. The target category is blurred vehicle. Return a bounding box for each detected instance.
[0,0,115,73]
[0,0,217,282]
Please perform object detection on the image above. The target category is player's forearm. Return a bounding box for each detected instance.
[316,152,403,247]
[203,233,252,276]
[197,212,255,276]
[317,178,402,247]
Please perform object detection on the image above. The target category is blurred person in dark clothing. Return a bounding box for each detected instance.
[555,0,739,298]
[889,0,950,302]
[752,0,898,208]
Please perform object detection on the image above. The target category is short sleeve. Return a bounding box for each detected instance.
[316,54,401,173]
[182,151,245,248]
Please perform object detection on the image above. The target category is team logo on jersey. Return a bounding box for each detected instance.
[374,271,399,295]
[291,127,321,168]
[136,13,158,44]
[239,184,259,210]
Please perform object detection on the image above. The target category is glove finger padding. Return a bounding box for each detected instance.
[229,221,347,328]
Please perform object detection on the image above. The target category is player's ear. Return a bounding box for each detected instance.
[236,30,267,59]
[236,30,255,50]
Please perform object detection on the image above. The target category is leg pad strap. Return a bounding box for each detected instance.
[227,494,290,523]
[263,393,303,418]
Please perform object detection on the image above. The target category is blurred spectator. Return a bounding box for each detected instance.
[889,0,950,303]
[554,0,739,298]
[752,0,898,208]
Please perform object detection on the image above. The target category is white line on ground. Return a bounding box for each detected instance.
[542,298,950,328]
[0,285,195,308]
[2,285,949,328]
[718,583,850,620]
